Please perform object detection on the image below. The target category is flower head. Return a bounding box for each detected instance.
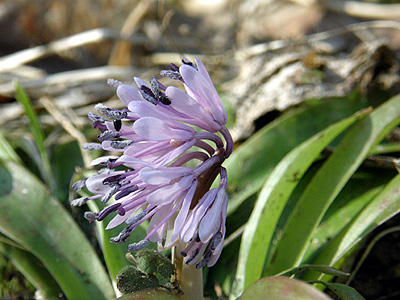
[72,58,233,268]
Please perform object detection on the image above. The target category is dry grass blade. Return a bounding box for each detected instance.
[39,97,92,168]
[108,0,152,66]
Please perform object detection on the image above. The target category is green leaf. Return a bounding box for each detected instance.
[0,132,21,164]
[306,173,400,278]
[233,109,367,295]
[265,93,400,276]
[14,82,56,195]
[0,241,62,299]
[277,265,350,278]
[239,277,333,300]
[313,281,366,300]
[0,159,115,299]
[302,169,394,265]
[225,93,375,216]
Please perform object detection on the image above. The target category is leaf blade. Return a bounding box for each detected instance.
[0,159,115,299]
[225,94,374,216]
[265,93,400,276]
[234,109,367,295]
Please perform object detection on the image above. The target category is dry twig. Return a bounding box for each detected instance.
[0,66,137,96]
[39,97,92,168]
[235,20,400,59]
[108,0,152,65]
[320,0,400,19]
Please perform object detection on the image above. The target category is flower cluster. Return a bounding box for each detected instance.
[72,58,233,268]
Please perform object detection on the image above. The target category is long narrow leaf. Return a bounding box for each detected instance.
[265,93,400,276]
[233,109,368,296]
[14,82,56,195]
[304,173,400,280]
[225,93,376,216]
[0,159,115,299]
[0,132,21,163]
[302,169,394,264]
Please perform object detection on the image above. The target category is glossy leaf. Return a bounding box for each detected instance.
[225,93,375,216]
[277,264,349,278]
[0,132,21,163]
[305,173,400,279]
[239,277,332,300]
[234,110,367,295]
[0,159,115,300]
[265,93,400,276]
[302,169,394,264]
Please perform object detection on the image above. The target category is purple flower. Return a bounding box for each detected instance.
[72,58,233,268]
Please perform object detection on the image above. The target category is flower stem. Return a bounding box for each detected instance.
[175,245,204,300]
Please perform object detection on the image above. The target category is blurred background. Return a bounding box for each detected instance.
[1,0,400,299]
[1,0,400,142]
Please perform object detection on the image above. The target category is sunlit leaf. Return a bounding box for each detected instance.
[225,93,377,216]
[302,169,395,264]
[265,93,400,276]
[0,159,115,300]
[14,82,56,194]
[234,109,367,295]
[305,173,400,280]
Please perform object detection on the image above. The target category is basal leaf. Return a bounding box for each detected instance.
[302,169,395,264]
[0,159,115,300]
[265,93,400,276]
[14,82,56,194]
[277,264,350,278]
[306,173,400,279]
[233,109,367,296]
[225,93,376,216]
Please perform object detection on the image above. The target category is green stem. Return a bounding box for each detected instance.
[175,245,204,300]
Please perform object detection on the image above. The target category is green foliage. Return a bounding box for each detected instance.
[2,82,400,300]
[224,92,400,299]
[14,82,56,196]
